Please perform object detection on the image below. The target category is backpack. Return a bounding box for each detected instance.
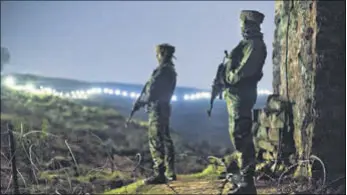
[252,94,296,173]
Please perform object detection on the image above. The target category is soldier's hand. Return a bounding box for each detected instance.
[133,100,148,112]
[133,101,142,109]
[144,105,150,113]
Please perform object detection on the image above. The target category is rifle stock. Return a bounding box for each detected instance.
[125,103,141,128]
[207,50,228,117]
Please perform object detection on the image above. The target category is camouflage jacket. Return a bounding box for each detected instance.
[143,62,177,104]
[224,37,267,87]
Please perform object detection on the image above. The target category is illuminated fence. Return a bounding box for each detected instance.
[2,75,272,102]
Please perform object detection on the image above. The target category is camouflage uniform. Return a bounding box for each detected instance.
[223,10,267,194]
[142,43,177,184]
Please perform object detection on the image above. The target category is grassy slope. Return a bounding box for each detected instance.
[0,87,212,194]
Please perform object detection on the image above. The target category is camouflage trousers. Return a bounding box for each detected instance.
[224,87,257,177]
[148,102,175,177]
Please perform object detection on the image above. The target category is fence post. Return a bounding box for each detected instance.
[8,122,20,194]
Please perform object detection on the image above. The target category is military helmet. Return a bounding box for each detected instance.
[240,10,265,25]
[155,43,175,56]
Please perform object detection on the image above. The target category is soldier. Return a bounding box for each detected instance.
[139,43,177,184]
[222,10,267,194]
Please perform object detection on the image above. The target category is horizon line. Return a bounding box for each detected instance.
[2,72,273,94]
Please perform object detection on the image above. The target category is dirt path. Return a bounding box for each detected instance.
[109,175,278,194]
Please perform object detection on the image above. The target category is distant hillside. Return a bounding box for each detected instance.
[6,73,269,147]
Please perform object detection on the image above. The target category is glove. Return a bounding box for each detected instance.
[144,105,150,113]
[133,100,146,112]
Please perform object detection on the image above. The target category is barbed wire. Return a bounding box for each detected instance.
[1,123,173,194]
[1,121,342,195]
[0,124,219,194]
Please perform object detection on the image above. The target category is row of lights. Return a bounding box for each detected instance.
[2,76,272,102]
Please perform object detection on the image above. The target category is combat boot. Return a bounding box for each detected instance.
[144,173,167,185]
[218,171,227,179]
[165,160,176,181]
[227,174,257,195]
[166,174,177,181]
[228,184,257,194]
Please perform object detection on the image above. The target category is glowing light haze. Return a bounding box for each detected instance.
[2,75,272,102]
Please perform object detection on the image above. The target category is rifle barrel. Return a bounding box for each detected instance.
[207,51,228,117]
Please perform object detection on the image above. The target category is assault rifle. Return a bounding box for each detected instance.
[207,50,229,117]
[125,83,148,128]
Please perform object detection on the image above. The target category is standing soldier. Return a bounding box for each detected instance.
[221,10,267,194]
[136,43,177,184]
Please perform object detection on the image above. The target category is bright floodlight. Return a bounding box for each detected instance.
[46,88,53,94]
[103,88,111,94]
[183,94,190,100]
[121,91,128,97]
[86,89,93,94]
[90,88,98,94]
[4,76,15,87]
[95,88,102,94]
[201,92,211,98]
[195,93,202,99]
[130,92,137,98]
[190,94,196,100]
[172,95,177,101]
[258,89,272,95]
[24,83,35,91]
[115,89,121,95]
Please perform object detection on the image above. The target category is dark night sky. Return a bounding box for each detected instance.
[1,1,275,90]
